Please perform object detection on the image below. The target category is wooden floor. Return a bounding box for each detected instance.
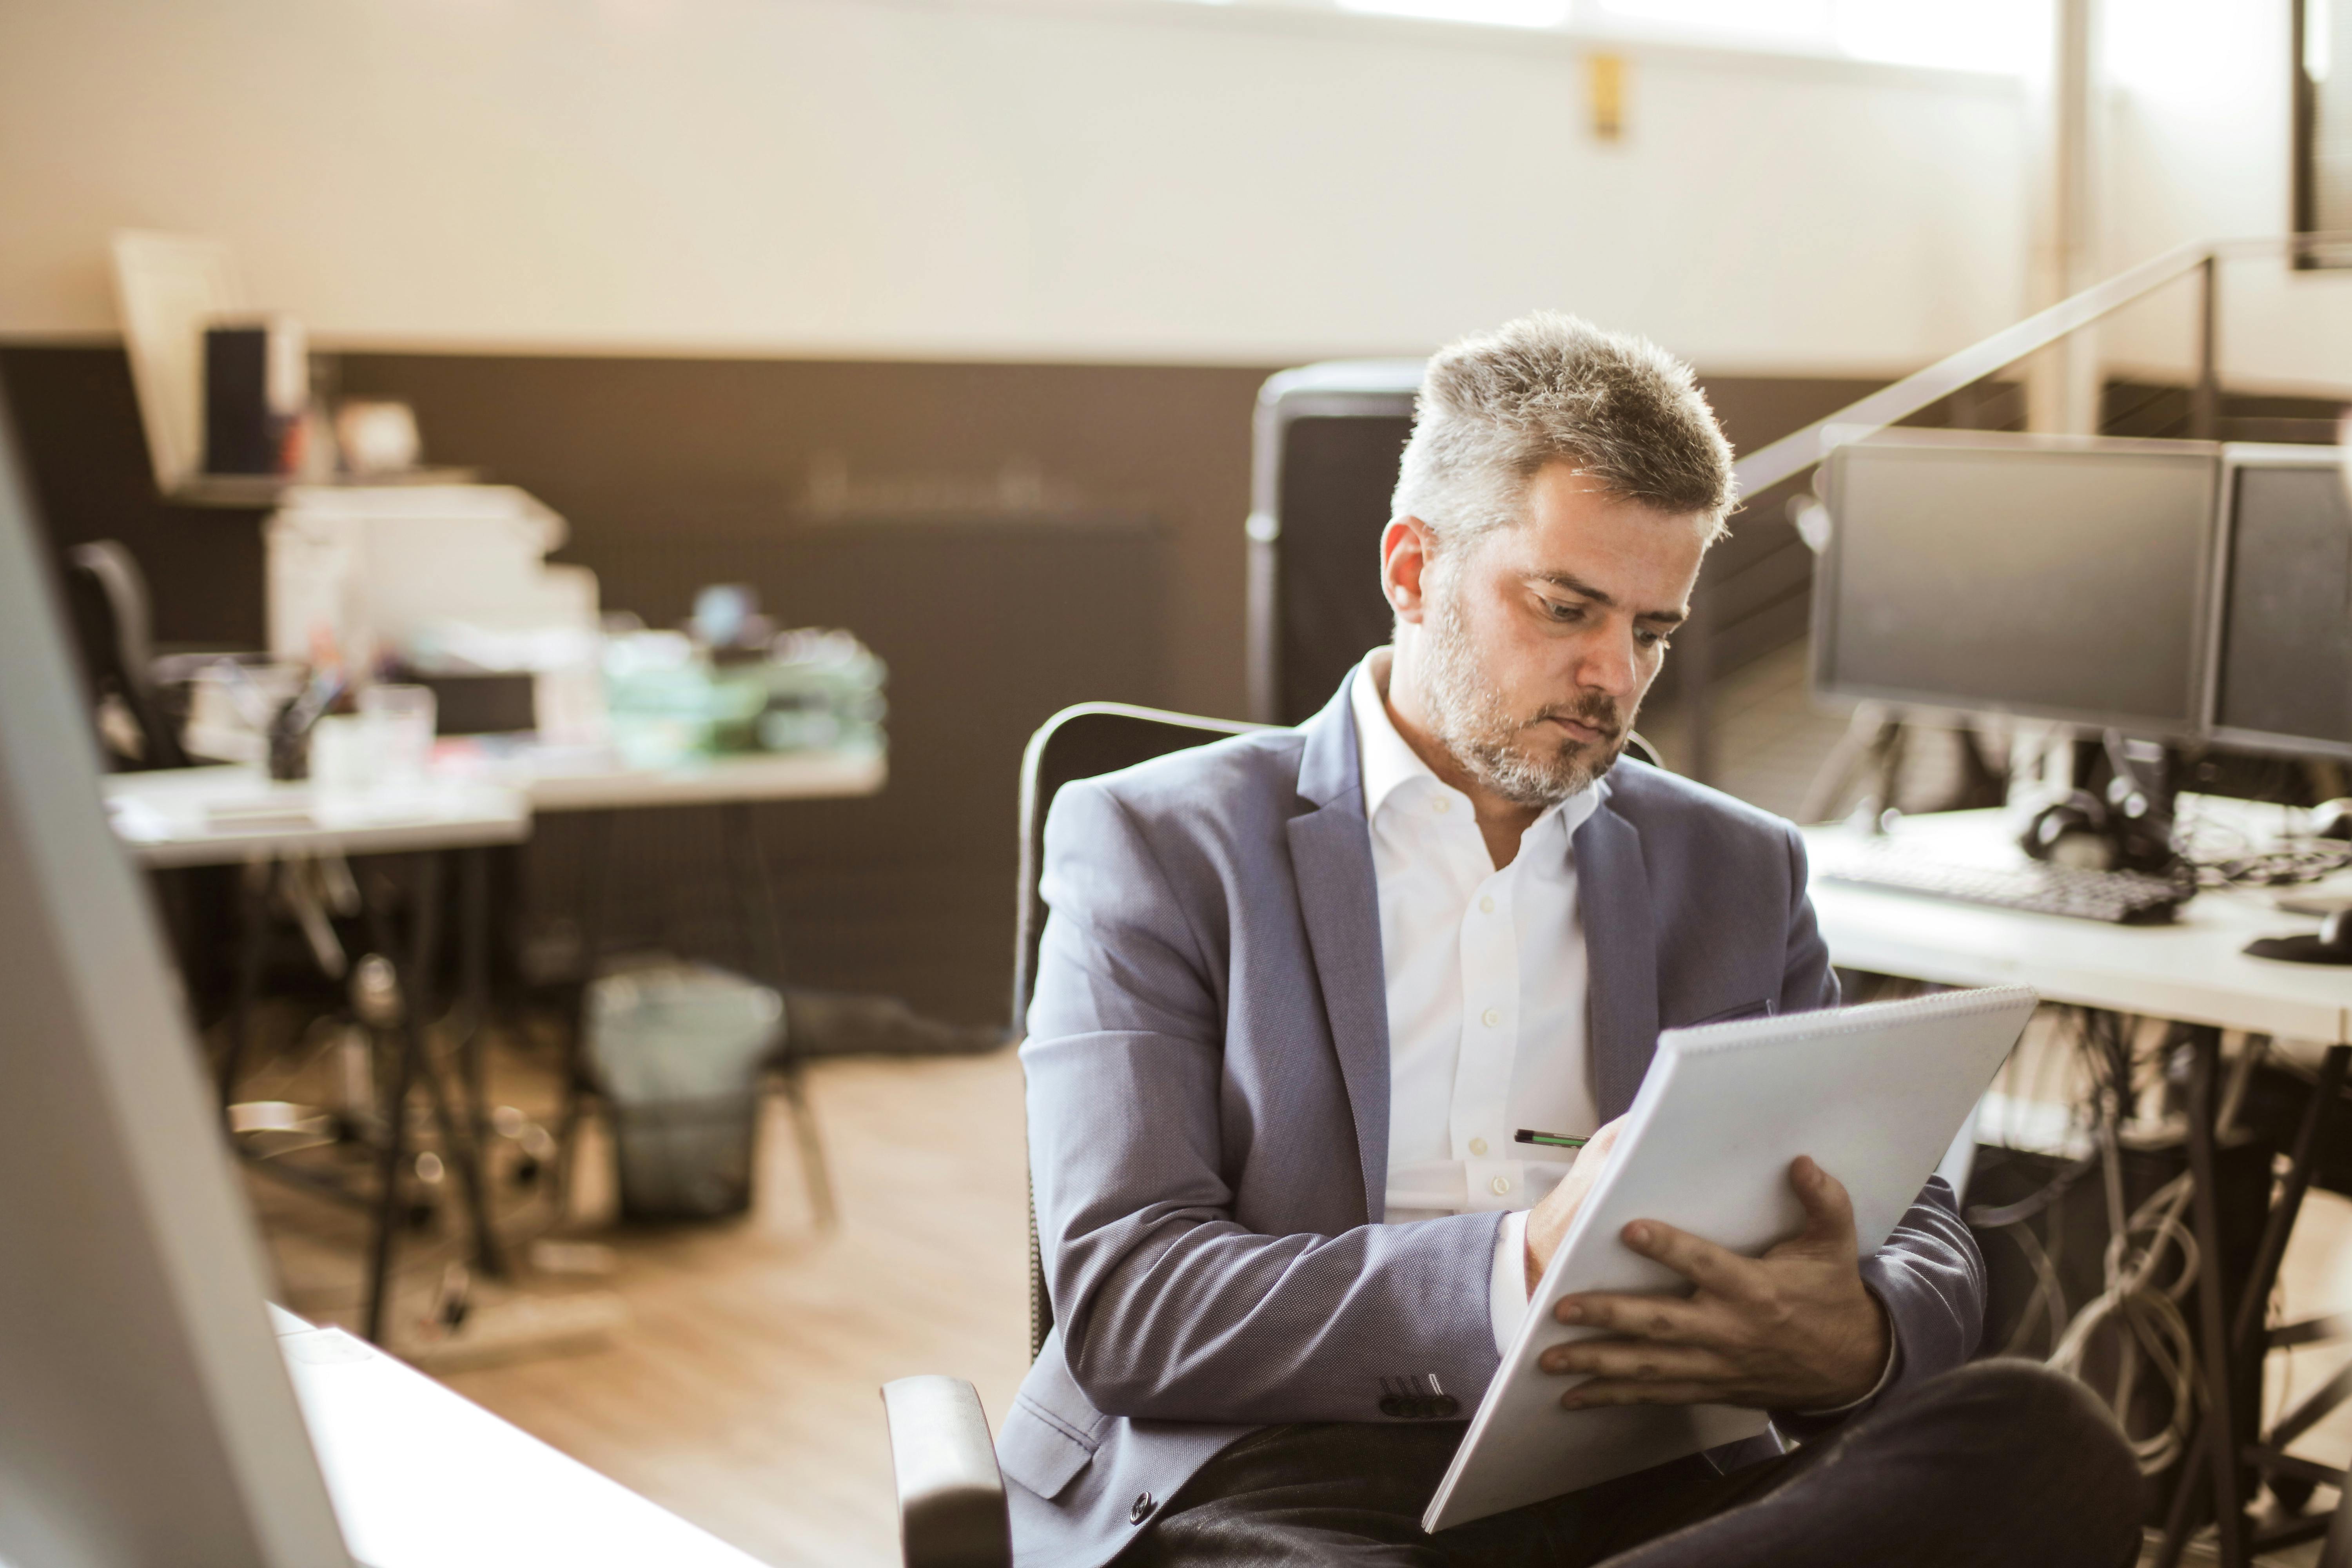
[435,1051,1034,1566]
[245,1040,1033,1567]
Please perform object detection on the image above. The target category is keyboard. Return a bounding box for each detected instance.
[1817,843,2190,925]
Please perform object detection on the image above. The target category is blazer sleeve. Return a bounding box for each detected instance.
[1022,777,1506,1424]
[1772,825,1988,1437]
[1777,824,1840,1016]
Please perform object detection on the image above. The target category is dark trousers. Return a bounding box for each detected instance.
[1116,1361,2143,1567]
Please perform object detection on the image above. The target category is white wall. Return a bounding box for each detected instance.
[2103,0,2352,395]
[0,0,2031,371]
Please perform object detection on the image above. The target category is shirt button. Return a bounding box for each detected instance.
[1469,1136,1488,1156]
[1482,1007,1501,1028]
[1491,1175,1512,1196]
[1131,1491,1155,1524]
[1433,797,1452,814]
[1479,895,1495,914]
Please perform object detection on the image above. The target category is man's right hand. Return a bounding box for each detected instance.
[1523,1118,1626,1294]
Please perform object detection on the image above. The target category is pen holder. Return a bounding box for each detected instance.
[266,698,312,781]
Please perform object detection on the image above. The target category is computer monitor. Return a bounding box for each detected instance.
[2205,444,2352,761]
[1811,432,2221,737]
[0,383,354,1566]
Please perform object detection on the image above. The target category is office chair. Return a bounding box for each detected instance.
[882,702,1261,1568]
[1012,702,1267,1355]
[881,699,1662,1566]
[61,539,189,770]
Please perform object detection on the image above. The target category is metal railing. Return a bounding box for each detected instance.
[1733,231,2352,499]
[1679,230,2352,786]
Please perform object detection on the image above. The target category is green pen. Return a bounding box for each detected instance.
[1514,1129,1589,1150]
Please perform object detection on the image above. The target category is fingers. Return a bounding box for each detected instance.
[1789,1156,1860,1254]
[1540,1337,1739,1388]
[1617,1219,1755,1299]
[1549,1290,1707,1341]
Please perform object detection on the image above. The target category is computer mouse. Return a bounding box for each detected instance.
[2245,907,2352,965]
[2325,908,2352,956]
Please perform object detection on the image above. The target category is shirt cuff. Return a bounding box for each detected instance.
[1489,1209,1533,1354]
[1791,1292,1900,1417]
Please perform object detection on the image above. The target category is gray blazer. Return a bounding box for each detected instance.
[1002,679,1985,1568]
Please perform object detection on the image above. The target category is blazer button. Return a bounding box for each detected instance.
[1379,1396,1407,1417]
[1130,1491,1155,1525]
[1432,1395,1461,1417]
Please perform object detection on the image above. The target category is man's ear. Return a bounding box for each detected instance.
[1381,516,1439,626]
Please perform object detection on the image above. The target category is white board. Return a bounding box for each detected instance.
[1423,985,2038,1534]
[110,229,245,493]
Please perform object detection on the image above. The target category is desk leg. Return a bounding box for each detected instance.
[724,801,835,1230]
[2236,1045,2349,1353]
[445,847,505,1279]
[2324,1477,2352,1568]
[220,857,270,1109]
[556,810,614,1213]
[2185,1025,2250,1568]
[362,853,441,1345]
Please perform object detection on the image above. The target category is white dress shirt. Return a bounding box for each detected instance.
[1355,651,1898,1407]
[1352,652,1599,1353]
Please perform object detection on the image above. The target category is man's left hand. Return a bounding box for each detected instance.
[1536,1155,1890,1412]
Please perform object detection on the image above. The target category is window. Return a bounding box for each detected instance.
[2297,0,2352,266]
[1171,0,2047,77]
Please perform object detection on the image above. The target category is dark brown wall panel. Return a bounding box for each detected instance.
[0,341,1884,1025]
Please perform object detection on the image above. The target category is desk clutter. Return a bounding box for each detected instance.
[65,468,1043,1378]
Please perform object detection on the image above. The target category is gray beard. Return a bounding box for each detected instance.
[1416,581,1624,810]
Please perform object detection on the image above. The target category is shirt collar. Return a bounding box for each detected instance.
[1350,650,1605,841]
[1351,649,1434,822]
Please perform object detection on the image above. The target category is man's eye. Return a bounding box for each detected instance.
[1545,599,1585,622]
[1635,630,1670,650]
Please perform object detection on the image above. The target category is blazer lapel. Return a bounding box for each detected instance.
[1288,680,1391,1222]
[1575,797,1660,1120]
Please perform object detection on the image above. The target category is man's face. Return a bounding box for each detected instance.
[1398,463,1709,807]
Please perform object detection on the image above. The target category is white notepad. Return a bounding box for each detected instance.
[1421,985,2039,1535]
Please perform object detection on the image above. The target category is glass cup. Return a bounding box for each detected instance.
[359,684,437,790]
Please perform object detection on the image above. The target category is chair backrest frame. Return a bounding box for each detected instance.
[63,539,188,770]
[1013,702,1264,1360]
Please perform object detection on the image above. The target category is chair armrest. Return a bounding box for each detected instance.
[880,1376,1012,1568]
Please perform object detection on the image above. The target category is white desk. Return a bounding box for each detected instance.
[272,1308,769,1568]
[1804,805,2352,1568]
[502,745,887,813]
[423,738,887,1230]
[102,745,890,861]
[105,764,532,1340]
[103,765,530,867]
[1803,809,2352,1043]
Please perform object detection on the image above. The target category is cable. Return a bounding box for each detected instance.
[1974,1010,2267,1477]
[2047,1169,2203,1473]
[2172,797,2352,889]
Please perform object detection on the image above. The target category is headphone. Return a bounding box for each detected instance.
[2020,735,2178,875]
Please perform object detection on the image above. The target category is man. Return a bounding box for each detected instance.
[1005,314,2140,1567]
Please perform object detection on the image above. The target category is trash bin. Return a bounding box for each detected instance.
[584,959,784,1221]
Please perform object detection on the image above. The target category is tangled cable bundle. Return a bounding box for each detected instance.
[1965,1009,2270,1476]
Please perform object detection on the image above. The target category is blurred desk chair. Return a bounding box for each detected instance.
[62,538,189,770]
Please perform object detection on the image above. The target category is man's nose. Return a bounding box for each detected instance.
[1574,627,1641,700]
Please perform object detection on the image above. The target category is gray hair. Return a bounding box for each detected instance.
[1390,311,1735,550]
